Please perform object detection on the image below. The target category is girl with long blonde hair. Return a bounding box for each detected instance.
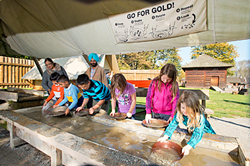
[110,73,136,119]
[145,63,179,123]
[158,90,216,156]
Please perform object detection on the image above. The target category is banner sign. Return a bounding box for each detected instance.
[109,0,207,43]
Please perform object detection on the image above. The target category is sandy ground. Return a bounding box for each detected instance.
[0,126,51,166]
[0,117,249,165]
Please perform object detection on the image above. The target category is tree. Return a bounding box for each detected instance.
[191,42,239,75]
[234,60,250,77]
[116,48,182,76]
[154,48,182,73]
[116,51,155,70]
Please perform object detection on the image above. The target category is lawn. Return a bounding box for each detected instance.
[135,89,250,118]
[206,89,250,118]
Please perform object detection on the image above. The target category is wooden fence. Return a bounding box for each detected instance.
[120,70,159,80]
[0,56,35,89]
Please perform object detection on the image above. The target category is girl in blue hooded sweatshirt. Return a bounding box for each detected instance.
[158,90,216,156]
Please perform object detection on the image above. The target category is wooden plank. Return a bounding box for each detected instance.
[0,91,18,102]
[0,56,3,84]
[0,83,30,86]
[7,87,44,97]
[19,66,22,84]
[0,62,34,67]
[15,58,19,88]
[8,58,12,83]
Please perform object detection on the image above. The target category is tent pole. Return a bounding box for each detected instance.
[32,57,43,77]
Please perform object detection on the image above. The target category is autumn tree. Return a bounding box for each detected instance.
[117,48,182,75]
[116,51,155,70]
[154,48,182,73]
[191,42,239,75]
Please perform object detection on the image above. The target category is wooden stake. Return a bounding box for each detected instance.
[0,56,3,85]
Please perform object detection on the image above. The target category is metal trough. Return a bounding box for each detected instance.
[0,106,249,166]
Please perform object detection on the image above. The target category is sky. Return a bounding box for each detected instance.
[179,39,250,65]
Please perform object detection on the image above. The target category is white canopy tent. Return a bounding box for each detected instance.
[22,54,119,80]
[0,0,249,59]
[22,55,90,80]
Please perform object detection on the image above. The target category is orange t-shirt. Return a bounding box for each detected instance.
[45,84,64,105]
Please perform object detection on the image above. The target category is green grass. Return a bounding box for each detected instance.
[134,89,250,118]
[0,120,7,129]
[207,90,250,118]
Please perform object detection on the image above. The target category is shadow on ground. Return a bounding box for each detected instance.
[211,117,250,129]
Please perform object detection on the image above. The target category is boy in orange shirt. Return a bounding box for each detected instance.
[43,72,64,106]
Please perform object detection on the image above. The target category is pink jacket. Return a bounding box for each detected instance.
[146,79,179,118]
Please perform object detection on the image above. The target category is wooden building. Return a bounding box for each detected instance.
[182,54,233,89]
[227,76,247,88]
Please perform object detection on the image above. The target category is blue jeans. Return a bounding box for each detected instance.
[128,114,136,120]
[69,96,84,109]
[152,112,171,121]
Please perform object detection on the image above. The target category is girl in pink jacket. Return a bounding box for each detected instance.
[145,63,179,123]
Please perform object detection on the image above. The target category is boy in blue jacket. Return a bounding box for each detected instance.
[54,75,83,115]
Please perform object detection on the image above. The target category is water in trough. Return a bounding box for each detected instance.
[16,108,240,166]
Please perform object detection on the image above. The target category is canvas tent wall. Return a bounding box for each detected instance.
[0,0,249,60]
[22,54,119,90]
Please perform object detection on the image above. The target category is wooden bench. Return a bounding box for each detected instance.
[135,88,213,119]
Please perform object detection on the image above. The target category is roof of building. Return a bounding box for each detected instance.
[182,54,233,69]
[227,76,246,84]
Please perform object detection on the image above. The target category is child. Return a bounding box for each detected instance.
[43,72,64,106]
[54,75,83,115]
[76,74,111,114]
[157,90,216,156]
[109,73,136,119]
[145,63,179,123]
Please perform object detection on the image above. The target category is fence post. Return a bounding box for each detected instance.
[15,58,19,88]
[4,57,7,88]
[0,56,3,87]
[8,57,12,85]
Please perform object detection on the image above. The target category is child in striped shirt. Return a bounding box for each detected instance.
[76,74,111,115]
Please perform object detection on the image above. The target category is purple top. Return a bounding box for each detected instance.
[115,82,136,115]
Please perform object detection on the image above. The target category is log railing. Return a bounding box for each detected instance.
[0,56,34,88]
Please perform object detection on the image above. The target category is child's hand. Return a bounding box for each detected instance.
[89,107,95,114]
[145,114,152,124]
[182,144,192,156]
[157,135,169,142]
[53,105,59,108]
[167,117,173,123]
[110,109,115,116]
[65,108,70,115]
[76,106,83,112]
[127,112,132,118]
[43,101,47,106]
